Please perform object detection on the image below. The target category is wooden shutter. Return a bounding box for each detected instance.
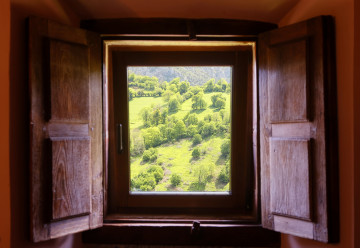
[29,17,103,242]
[259,16,338,242]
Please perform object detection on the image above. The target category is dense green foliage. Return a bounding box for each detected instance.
[128,70,231,192]
[170,173,182,187]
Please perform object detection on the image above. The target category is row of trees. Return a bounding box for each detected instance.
[128,73,230,101]
[130,110,230,152]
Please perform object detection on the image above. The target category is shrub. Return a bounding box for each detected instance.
[142,148,158,162]
[150,154,158,162]
[170,173,182,187]
[218,161,230,184]
[187,125,198,137]
[221,139,231,157]
[192,134,202,145]
[131,172,156,191]
[148,165,164,183]
[192,148,201,159]
[142,150,151,162]
[201,122,216,137]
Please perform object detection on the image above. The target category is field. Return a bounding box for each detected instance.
[129,92,231,192]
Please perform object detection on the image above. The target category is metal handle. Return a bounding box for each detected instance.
[117,124,123,154]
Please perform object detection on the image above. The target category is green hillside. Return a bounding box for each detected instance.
[128,69,231,192]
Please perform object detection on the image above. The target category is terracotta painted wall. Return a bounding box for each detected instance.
[8,0,357,247]
[279,0,355,247]
[354,1,360,248]
[10,1,83,248]
[0,0,11,247]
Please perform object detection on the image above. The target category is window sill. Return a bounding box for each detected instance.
[82,222,280,247]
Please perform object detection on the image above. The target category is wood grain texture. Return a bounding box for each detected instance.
[269,138,312,220]
[268,39,308,123]
[273,215,314,239]
[49,39,90,122]
[29,16,103,242]
[106,43,256,216]
[271,123,311,138]
[87,30,104,229]
[81,18,277,37]
[51,138,91,220]
[47,123,89,138]
[259,16,338,243]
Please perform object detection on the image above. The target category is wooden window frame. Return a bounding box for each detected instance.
[105,41,257,221]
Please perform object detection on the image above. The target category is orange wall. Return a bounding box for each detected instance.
[354,1,360,248]
[10,1,82,248]
[8,0,357,248]
[0,0,11,247]
[279,0,355,247]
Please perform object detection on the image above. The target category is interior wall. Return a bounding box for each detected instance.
[10,1,83,248]
[279,0,354,247]
[8,0,356,247]
[353,0,360,247]
[0,0,11,247]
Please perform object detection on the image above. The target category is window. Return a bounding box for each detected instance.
[29,16,338,245]
[105,40,257,220]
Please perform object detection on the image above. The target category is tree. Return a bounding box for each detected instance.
[201,122,216,137]
[173,120,186,140]
[151,107,161,126]
[183,91,193,100]
[170,174,182,187]
[129,88,136,101]
[190,86,203,95]
[161,108,168,124]
[191,93,207,110]
[128,72,135,82]
[217,78,229,92]
[163,90,174,102]
[169,77,180,87]
[168,97,180,112]
[130,131,145,157]
[168,84,178,93]
[187,125,198,137]
[192,148,201,159]
[142,127,162,148]
[179,81,190,94]
[211,93,226,107]
[215,98,226,109]
[140,107,152,127]
[183,113,198,126]
[204,78,215,92]
[194,163,214,185]
[154,87,163,97]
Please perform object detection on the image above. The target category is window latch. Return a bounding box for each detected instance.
[117,124,123,154]
[191,221,201,239]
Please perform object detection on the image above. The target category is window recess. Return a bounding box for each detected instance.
[105,40,257,221]
[29,16,338,245]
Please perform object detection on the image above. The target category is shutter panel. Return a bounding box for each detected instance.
[259,16,338,243]
[29,17,103,242]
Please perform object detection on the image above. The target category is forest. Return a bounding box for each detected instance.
[128,67,231,192]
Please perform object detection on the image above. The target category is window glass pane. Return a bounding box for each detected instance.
[128,66,231,193]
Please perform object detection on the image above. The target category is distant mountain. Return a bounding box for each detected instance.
[128,66,232,86]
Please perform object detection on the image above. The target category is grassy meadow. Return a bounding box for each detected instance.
[128,70,231,192]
